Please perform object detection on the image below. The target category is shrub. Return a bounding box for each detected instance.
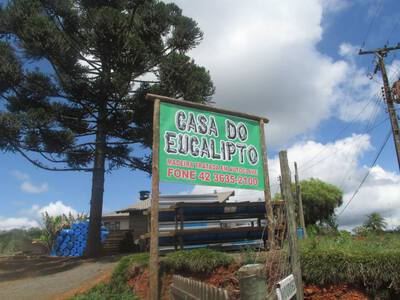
[240,246,258,265]
[300,234,400,298]
[162,249,234,274]
[71,254,148,300]
[112,253,149,282]
[0,228,42,255]
[72,283,138,300]
[39,212,88,253]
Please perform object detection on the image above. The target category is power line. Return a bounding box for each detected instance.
[300,2,395,172]
[337,128,392,216]
[361,0,384,48]
[337,115,390,190]
[300,63,400,174]
[299,63,400,171]
[300,115,389,175]
[387,16,400,45]
[299,97,376,171]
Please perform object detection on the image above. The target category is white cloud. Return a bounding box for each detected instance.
[338,166,400,230]
[1,201,79,231]
[32,201,78,217]
[11,170,30,181]
[268,135,400,229]
[191,134,400,229]
[11,170,50,194]
[333,42,387,123]
[0,217,39,231]
[170,0,355,145]
[269,134,371,193]
[20,181,49,194]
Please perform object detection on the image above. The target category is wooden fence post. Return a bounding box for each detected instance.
[279,151,304,300]
[294,162,307,239]
[259,119,275,249]
[149,99,161,300]
[238,264,267,300]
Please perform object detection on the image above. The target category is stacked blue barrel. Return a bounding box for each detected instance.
[52,222,109,257]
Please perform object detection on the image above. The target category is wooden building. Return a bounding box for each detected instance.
[115,191,235,242]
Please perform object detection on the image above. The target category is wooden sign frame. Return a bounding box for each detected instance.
[145,93,274,300]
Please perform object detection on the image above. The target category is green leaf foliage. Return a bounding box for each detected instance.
[0,0,214,172]
[0,228,42,255]
[301,233,400,298]
[39,212,88,253]
[162,249,234,274]
[71,253,148,300]
[0,0,214,256]
[363,212,387,232]
[300,178,343,226]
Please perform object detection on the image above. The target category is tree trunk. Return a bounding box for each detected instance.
[86,107,107,258]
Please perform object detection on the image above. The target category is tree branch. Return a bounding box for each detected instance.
[14,146,93,172]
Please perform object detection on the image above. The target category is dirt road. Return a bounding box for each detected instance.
[0,255,120,300]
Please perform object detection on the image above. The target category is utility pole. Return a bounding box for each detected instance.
[359,44,400,171]
[279,151,304,300]
[294,162,307,239]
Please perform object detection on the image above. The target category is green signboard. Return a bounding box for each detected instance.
[159,102,265,190]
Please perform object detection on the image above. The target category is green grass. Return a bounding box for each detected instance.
[162,248,234,274]
[300,232,400,298]
[70,253,149,300]
[0,228,42,255]
[71,249,232,299]
[72,283,138,300]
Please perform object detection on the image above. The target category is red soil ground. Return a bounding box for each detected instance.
[127,265,370,300]
[304,284,369,300]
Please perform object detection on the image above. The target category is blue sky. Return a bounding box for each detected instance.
[1,0,400,229]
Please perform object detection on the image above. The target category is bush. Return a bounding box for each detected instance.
[71,254,148,300]
[72,283,138,300]
[162,249,233,274]
[300,234,400,298]
[39,212,88,253]
[112,253,149,282]
[0,228,42,255]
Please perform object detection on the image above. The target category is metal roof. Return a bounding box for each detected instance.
[116,191,235,213]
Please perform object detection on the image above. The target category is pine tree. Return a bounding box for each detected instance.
[0,0,214,257]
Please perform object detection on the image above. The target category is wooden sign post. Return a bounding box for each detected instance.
[146,94,273,300]
[149,99,160,300]
[260,119,275,249]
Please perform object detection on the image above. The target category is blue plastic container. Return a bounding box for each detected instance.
[297,227,304,239]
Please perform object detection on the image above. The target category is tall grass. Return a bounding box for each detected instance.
[71,253,148,300]
[0,228,42,255]
[300,232,400,298]
[162,249,234,274]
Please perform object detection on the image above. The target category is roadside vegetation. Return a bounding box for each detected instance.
[72,253,149,300]
[300,211,400,299]
[0,213,88,255]
[71,250,234,299]
[163,248,234,274]
[72,228,400,299]
[0,228,42,255]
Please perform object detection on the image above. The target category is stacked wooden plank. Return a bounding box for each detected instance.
[141,201,286,251]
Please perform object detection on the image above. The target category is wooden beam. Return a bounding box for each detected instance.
[149,99,161,300]
[259,119,275,249]
[279,151,304,300]
[145,93,269,123]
